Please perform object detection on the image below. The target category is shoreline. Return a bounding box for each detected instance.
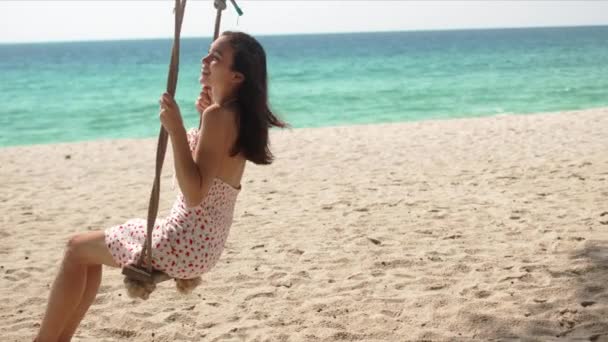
[2,106,608,150]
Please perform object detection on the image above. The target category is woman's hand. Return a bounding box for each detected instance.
[195,86,212,115]
[159,92,184,135]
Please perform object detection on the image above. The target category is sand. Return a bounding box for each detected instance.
[1,108,607,341]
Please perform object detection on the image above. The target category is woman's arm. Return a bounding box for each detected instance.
[168,125,202,207]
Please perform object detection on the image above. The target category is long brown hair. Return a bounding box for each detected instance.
[222,31,286,165]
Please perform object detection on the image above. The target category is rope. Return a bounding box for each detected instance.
[140,0,187,272]
[214,0,226,40]
[120,0,187,283]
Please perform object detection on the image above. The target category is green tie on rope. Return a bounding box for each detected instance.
[229,0,244,16]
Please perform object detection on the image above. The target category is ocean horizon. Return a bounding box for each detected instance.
[1,26,607,147]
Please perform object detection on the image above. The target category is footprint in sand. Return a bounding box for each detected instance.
[6,320,41,332]
[288,248,305,255]
[589,333,607,341]
[371,270,385,277]
[165,312,195,324]
[127,310,154,319]
[581,301,596,307]
[244,291,275,301]
[475,290,492,299]
[425,283,448,291]
[267,272,287,280]
[374,259,413,269]
[199,322,217,329]
[101,327,137,339]
[247,311,270,320]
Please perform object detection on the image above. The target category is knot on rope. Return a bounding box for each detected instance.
[214,0,227,11]
[215,0,244,16]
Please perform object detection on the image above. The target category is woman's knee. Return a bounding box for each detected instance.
[64,233,87,263]
[64,231,118,267]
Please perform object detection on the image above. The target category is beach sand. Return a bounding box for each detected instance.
[1,108,607,341]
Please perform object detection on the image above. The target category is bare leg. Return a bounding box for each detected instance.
[36,246,88,341]
[57,265,102,341]
[35,231,118,342]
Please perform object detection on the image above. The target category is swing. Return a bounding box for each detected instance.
[121,0,243,297]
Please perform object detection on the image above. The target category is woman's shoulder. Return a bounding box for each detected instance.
[202,104,239,132]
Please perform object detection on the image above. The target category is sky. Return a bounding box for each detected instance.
[1,1,608,43]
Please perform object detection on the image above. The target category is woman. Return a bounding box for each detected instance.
[35,31,286,342]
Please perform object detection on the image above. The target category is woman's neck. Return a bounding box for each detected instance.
[211,86,238,106]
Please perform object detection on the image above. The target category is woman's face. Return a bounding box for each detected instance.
[199,35,236,88]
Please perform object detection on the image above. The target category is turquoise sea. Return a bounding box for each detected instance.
[1,26,607,147]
